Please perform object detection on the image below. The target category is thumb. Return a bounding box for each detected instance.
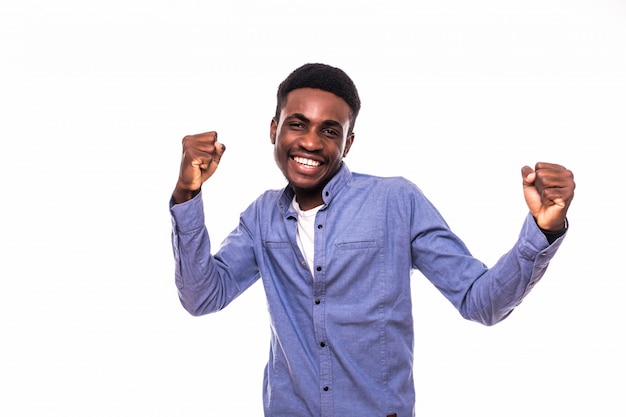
[202,141,226,181]
[521,164,542,217]
[213,141,226,165]
[521,165,535,185]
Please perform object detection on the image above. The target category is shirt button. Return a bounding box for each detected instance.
[323,386,329,391]
[320,342,326,347]
[315,299,321,305]
[317,224,323,229]
[316,266,322,271]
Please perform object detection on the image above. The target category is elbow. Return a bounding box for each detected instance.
[179,297,202,316]
[484,311,513,326]
[183,303,207,317]
[178,291,222,317]
[461,306,515,327]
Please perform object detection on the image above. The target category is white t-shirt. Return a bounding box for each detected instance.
[291,196,322,276]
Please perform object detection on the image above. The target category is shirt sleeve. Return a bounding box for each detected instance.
[469,213,566,325]
[170,192,260,316]
[410,187,568,326]
[464,213,567,325]
[540,219,568,244]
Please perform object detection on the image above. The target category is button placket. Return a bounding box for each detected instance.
[312,210,332,410]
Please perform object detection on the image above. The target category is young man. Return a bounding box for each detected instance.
[169,63,575,417]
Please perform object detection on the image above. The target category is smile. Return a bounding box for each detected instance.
[293,156,321,167]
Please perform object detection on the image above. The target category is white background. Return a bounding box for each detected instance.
[1,1,625,416]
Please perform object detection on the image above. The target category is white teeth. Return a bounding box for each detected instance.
[293,156,320,167]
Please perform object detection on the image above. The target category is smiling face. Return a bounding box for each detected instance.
[270,88,354,210]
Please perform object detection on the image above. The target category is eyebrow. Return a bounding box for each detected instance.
[289,113,310,124]
[288,113,343,130]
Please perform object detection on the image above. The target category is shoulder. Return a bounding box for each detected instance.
[347,172,437,217]
[245,187,283,209]
[350,171,422,194]
[239,186,289,220]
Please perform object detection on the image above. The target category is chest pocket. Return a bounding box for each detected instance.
[336,240,379,251]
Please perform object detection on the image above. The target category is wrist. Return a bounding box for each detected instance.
[538,218,568,244]
[172,186,200,205]
[538,217,568,234]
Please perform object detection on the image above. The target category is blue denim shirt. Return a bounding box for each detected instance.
[170,163,565,417]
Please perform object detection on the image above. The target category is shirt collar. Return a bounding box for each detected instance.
[278,163,352,217]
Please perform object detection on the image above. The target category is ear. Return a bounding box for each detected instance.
[343,132,355,157]
[270,118,278,144]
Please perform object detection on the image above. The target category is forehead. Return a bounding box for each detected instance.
[281,88,351,124]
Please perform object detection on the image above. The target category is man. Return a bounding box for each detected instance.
[169,63,575,417]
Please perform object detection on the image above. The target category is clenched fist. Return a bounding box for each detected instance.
[521,162,575,232]
[173,131,226,204]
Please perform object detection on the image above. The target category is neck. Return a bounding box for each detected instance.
[294,193,323,211]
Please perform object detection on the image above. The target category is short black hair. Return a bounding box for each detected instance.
[274,63,361,133]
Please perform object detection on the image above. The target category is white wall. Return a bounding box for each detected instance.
[1,1,624,415]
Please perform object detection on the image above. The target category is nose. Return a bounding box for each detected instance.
[298,131,324,152]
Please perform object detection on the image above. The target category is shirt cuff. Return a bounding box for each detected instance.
[539,218,569,245]
[170,191,206,233]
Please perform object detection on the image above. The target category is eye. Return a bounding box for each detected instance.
[323,128,339,137]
